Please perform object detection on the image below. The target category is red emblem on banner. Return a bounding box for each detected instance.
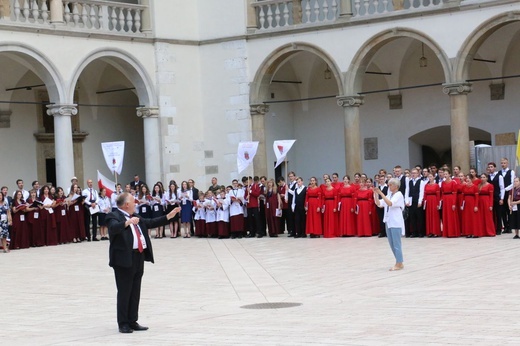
[277,145,284,154]
[112,158,116,165]
[244,151,250,160]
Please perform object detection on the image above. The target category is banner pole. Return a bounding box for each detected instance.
[114,172,118,186]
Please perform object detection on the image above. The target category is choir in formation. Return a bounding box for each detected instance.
[1,157,519,253]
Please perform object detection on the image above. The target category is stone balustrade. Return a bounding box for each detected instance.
[2,0,147,35]
[252,0,340,30]
[251,0,459,30]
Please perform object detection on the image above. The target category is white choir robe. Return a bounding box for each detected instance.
[204,199,217,223]
[193,200,206,221]
[228,189,245,217]
[216,197,230,222]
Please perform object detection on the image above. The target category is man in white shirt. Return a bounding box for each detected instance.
[13,179,29,201]
[499,158,516,233]
[83,179,100,241]
[405,168,426,238]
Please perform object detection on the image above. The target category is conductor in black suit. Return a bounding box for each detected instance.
[106,192,181,333]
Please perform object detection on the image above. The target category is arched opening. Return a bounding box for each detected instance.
[0,45,64,188]
[344,29,453,174]
[251,43,342,179]
[409,126,491,169]
[456,12,520,151]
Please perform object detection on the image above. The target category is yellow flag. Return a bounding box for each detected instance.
[517,130,520,167]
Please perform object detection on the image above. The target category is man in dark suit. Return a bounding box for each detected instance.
[129,175,145,192]
[106,192,181,333]
[292,177,307,238]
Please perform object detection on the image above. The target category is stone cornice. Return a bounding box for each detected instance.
[442,82,472,96]
[337,96,365,107]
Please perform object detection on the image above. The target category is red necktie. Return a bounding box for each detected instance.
[132,224,143,253]
[89,189,93,200]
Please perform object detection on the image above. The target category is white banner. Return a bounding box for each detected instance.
[273,139,296,168]
[97,170,117,198]
[101,141,125,175]
[237,141,259,174]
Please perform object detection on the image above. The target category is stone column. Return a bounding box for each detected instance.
[47,104,77,188]
[49,0,64,23]
[292,0,302,24]
[442,82,472,173]
[136,107,161,184]
[337,96,364,176]
[250,103,269,177]
[246,0,257,31]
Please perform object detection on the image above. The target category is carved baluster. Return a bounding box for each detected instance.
[118,7,125,31]
[282,2,289,26]
[72,2,79,26]
[22,0,30,20]
[354,0,360,16]
[304,0,311,23]
[312,0,319,22]
[363,0,369,15]
[110,6,117,30]
[41,0,49,22]
[323,0,329,20]
[134,9,141,32]
[14,0,21,21]
[126,7,133,32]
[274,4,280,27]
[266,5,273,28]
[31,0,39,21]
[81,3,88,26]
[258,5,265,29]
[330,0,338,18]
[382,0,389,13]
[63,2,70,23]
[89,4,97,28]
[373,0,379,14]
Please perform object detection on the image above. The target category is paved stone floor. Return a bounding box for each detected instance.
[3,234,520,345]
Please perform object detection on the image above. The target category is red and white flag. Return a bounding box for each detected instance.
[273,139,296,168]
[97,170,116,198]
[237,141,259,174]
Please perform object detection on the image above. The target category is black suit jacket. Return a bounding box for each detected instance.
[106,209,167,268]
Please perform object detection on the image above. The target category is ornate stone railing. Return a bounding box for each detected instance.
[352,0,442,17]
[252,0,340,30]
[1,0,148,35]
[251,0,461,30]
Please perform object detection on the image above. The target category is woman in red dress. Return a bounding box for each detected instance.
[265,179,282,237]
[67,184,86,243]
[322,178,338,238]
[478,173,495,237]
[11,190,30,249]
[441,169,460,238]
[354,177,373,237]
[54,187,72,244]
[305,177,322,237]
[26,189,44,247]
[40,185,58,246]
[338,175,356,237]
[423,173,441,237]
[469,167,481,186]
[460,175,479,238]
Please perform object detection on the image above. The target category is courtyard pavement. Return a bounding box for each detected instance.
[2,233,520,345]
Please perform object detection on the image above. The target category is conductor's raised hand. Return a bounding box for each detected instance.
[167,206,182,220]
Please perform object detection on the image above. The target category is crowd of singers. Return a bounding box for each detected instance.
[2,158,519,253]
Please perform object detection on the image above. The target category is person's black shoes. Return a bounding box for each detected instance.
[119,325,133,333]
[130,322,149,331]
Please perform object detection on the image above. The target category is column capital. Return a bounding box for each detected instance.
[250,103,270,116]
[336,95,365,107]
[46,104,78,116]
[136,107,159,118]
[442,82,472,96]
